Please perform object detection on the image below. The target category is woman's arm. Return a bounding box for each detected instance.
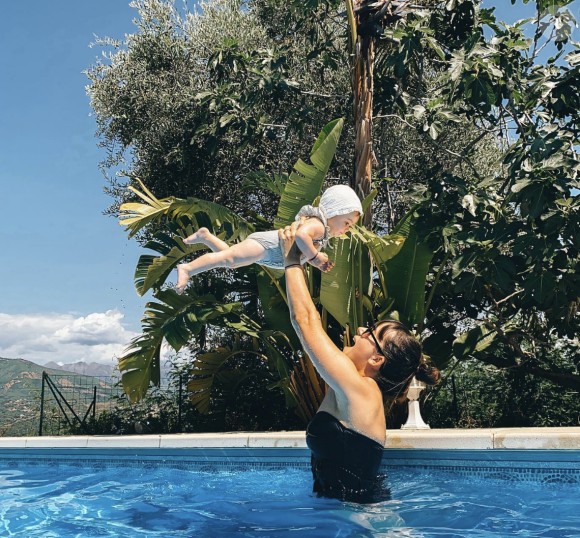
[280,222,364,397]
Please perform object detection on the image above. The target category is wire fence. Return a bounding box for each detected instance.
[38,372,185,436]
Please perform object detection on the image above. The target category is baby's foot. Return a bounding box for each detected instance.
[183,227,210,245]
[175,265,191,295]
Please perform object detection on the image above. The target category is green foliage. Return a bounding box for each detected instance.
[119,290,245,403]
[426,349,580,428]
[274,118,344,228]
[92,0,580,429]
[401,0,580,392]
[75,361,302,435]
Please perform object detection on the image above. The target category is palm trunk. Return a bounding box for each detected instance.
[352,30,375,228]
[348,0,412,228]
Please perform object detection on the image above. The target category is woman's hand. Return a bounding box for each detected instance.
[279,218,305,266]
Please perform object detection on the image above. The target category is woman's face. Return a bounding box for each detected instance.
[327,211,360,237]
[345,326,383,367]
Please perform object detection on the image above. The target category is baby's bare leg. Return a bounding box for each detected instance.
[183,227,229,252]
[175,239,266,294]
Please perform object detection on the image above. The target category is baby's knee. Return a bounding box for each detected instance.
[211,251,236,268]
[223,253,238,268]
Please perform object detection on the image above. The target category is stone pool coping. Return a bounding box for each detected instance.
[2,427,580,450]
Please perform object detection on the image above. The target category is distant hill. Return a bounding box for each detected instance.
[0,357,117,437]
[43,360,118,381]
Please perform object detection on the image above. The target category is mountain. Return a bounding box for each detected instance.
[42,360,118,381]
[0,357,116,437]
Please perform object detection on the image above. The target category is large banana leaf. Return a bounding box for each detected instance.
[274,118,344,229]
[320,233,373,330]
[135,236,205,297]
[255,267,300,349]
[134,217,231,296]
[382,211,435,329]
[119,179,175,238]
[119,290,243,402]
[320,226,405,329]
[171,198,254,242]
[118,336,162,404]
[119,181,253,242]
[352,226,406,314]
[130,204,254,296]
[452,324,498,360]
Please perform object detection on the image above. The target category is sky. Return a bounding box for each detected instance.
[0,0,578,367]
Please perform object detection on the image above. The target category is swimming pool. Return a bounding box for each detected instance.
[1,445,580,537]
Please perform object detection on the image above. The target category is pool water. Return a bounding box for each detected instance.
[1,464,579,537]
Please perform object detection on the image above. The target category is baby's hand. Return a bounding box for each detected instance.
[309,252,334,273]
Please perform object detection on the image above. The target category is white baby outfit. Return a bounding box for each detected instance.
[247,185,363,269]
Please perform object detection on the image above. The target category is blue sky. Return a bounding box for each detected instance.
[0,0,578,365]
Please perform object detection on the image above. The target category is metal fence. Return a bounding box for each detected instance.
[38,372,185,436]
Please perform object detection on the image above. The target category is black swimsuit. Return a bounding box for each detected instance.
[306,411,390,503]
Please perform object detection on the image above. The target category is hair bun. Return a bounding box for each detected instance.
[415,362,441,386]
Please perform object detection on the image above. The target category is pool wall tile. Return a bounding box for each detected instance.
[3,446,580,486]
[3,427,580,487]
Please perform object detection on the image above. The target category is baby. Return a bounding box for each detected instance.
[175,185,362,294]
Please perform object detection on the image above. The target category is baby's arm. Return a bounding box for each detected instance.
[295,218,333,272]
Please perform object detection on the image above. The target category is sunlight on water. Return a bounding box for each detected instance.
[0,464,579,537]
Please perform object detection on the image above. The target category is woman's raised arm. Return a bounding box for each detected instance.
[279,222,364,398]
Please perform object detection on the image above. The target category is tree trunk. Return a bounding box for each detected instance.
[351,10,375,228]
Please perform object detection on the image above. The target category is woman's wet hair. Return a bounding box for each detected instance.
[371,320,441,398]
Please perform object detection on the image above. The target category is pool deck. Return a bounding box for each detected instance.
[1,427,580,450]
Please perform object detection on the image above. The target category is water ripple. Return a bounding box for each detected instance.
[0,465,578,537]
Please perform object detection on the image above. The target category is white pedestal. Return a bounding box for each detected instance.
[401,378,430,430]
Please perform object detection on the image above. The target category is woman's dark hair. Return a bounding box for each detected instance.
[371,320,441,399]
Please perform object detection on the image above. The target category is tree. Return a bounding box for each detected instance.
[89,0,580,428]
[117,120,348,422]
[292,0,580,392]
[407,0,580,392]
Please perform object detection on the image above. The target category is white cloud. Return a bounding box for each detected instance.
[55,310,127,346]
[0,310,139,365]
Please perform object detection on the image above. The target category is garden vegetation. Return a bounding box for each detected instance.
[85,0,580,432]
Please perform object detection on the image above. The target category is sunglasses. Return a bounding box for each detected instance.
[362,322,386,357]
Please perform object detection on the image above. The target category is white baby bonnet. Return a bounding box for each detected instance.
[294,185,363,250]
[319,185,363,219]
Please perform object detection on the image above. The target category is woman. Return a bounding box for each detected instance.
[279,220,440,503]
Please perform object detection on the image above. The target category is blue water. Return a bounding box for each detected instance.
[0,464,579,537]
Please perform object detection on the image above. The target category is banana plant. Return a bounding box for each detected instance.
[118,118,452,421]
[118,119,346,416]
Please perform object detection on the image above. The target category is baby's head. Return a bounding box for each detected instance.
[320,185,363,237]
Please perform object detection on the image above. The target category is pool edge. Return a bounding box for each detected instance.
[2,426,580,450]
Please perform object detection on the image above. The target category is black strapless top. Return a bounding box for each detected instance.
[306,411,389,503]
